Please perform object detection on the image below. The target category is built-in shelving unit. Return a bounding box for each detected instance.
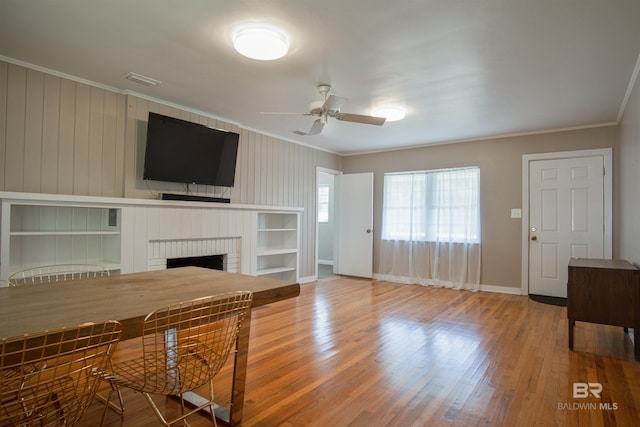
[6,204,122,274]
[1,192,302,284]
[254,211,299,282]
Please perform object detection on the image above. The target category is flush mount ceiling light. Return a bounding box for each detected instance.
[372,106,406,122]
[232,24,290,60]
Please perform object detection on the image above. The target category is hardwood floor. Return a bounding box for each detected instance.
[81,275,640,426]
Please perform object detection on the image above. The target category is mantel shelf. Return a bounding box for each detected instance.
[11,231,121,236]
[0,191,303,212]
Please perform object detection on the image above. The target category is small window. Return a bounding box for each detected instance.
[318,184,330,223]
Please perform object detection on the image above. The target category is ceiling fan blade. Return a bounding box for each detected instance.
[292,118,325,136]
[335,113,386,126]
[322,95,346,112]
[308,118,325,135]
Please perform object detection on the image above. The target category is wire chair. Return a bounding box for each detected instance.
[0,320,122,426]
[7,264,111,286]
[100,291,253,426]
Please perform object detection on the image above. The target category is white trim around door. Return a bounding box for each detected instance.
[520,148,613,296]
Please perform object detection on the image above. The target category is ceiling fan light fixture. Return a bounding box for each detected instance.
[372,106,406,122]
[232,24,290,60]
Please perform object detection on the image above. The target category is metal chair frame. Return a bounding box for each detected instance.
[0,320,122,426]
[100,291,253,426]
[7,264,111,286]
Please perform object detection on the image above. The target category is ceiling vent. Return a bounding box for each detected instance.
[123,72,161,87]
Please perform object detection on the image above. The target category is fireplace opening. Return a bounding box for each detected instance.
[167,254,225,271]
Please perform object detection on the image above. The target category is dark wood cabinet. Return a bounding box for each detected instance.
[567,258,639,360]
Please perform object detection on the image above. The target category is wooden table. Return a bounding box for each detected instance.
[0,266,300,425]
[567,258,639,360]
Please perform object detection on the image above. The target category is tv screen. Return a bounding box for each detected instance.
[143,112,239,187]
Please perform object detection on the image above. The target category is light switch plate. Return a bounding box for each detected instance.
[511,208,522,218]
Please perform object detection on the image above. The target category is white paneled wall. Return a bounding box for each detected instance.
[0,60,342,280]
[0,62,126,197]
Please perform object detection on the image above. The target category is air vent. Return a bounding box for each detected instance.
[123,72,161,87]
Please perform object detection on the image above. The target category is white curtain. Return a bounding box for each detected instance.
[377,167,481,291]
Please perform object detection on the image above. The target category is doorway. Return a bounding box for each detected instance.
[316,168,375,280]
[521,148,612,296]
[317,169,338,279]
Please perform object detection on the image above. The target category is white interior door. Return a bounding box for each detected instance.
[335,172,374,278]
[528,156,604,297]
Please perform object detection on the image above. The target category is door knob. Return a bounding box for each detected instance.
[531,236,537,241]
[366,229,372,234]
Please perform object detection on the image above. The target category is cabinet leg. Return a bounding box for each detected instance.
[568,319,575,350]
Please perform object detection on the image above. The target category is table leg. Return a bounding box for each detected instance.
[229,306,252,426]
[568,318,575,350]
[182,306,252,426]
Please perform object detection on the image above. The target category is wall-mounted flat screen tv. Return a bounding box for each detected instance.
[143,112,239,187]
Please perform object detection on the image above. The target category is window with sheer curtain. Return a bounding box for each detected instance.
[379,167,481,290]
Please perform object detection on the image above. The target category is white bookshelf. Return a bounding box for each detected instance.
[254,211,299,282]
[5,204,122,274]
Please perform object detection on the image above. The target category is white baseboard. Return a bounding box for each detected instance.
[373,274,522,295]
[479,284,522,295]
[301,272,523,294]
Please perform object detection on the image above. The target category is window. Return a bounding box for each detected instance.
[381,167,480,243]
[318,184,330,223]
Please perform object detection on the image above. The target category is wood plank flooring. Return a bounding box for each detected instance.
[81,275,640,426]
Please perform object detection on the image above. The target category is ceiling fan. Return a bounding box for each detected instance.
[261,84,386,136]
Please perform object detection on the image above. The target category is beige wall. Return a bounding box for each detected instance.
[342,126,618,289]
[0,60,341,279]
[618,72,640,265]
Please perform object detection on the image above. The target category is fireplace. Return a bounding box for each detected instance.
[147,237,241,273]
[167,254,225,271]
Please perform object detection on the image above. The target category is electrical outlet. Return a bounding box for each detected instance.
[511,208,522,219]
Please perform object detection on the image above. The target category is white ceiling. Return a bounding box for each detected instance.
[1,0,639,155]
